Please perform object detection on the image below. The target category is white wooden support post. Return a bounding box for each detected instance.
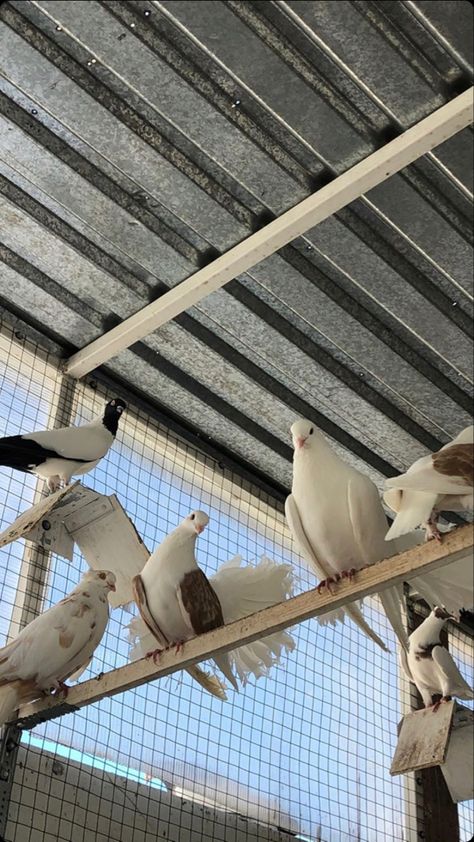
[64,89,474,378]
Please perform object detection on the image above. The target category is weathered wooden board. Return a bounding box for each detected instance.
[0,482,79,548]
[16,525,474,729]
[390,702,455,775]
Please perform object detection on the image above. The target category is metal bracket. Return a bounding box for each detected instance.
[0,725,21,837]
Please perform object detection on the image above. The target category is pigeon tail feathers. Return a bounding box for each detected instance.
[0,680,38,726]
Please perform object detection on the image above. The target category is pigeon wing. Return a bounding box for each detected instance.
[347,475,409,649]
[0,593,102,686]
[0,435,63,472]
[286,494,389,651]
[132,575,169,649]
[386,447,473,496]
[285,494,328,581]
[177,570,239,691]
[399,646,414,684]
[432,645,474,697]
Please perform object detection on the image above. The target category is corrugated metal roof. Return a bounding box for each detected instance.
[0,0,472,499]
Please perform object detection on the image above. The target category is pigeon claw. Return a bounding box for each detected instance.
[146,648,163,665]
[423,515,442,543]
[173,640,185,655]
[317,576,339,595]
[52,680,69,698]
[341,568,357,581]
[431,695,451,713]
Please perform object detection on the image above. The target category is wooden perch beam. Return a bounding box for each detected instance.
[17,525,473,728]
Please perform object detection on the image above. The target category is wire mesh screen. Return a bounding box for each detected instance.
[0,318,468,842]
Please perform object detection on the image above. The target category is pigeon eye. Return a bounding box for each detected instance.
[190,514,195,520]
[99,572,106,580]
[309,428,314,435]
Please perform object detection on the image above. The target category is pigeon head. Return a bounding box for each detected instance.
[84,569,117,592]
[432,605,459,623]
[103,398,127,435]
[183,510,209,536]
[290,419,318,451]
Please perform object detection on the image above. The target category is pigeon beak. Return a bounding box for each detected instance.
[195,524,204,535]
[109,583,116,592]
[449,613,459,623]
[295,436,307,450]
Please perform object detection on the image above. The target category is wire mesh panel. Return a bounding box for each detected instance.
[0,318,468,842]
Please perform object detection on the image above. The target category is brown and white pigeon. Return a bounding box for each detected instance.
[0,398,126,492]
[130,554,295,687]
[400,606,474,710]
[0,569,116,724]
[384,425,473,542]
[285,419,411,651]
[131,511,239,700]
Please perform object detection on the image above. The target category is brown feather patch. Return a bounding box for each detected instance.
[59,630,74,648]
[432,443,474,486]
[72,602,91,618]
[179,569,225,636]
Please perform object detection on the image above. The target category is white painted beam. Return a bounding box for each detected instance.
[16,525,473,727]
[65,88,474,379]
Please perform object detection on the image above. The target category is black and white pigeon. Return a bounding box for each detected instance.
[0,398,126,491]
[0,569,116,725]
[400,606,474,711]
[131,510,239,700]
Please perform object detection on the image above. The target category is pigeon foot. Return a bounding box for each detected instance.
[146,648,163,665]
[51,680,69,698]
[423,515,442,543]
[431,695,451,713]
[47,476,62,494]
[317,576,340,595]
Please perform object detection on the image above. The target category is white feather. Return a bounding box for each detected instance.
[128,554,296,685]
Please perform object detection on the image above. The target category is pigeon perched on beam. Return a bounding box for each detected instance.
[0,569,116,725]
[0,398,126,492]
[131,511,238,700]
[400,606,474,711]
[384,426,473,542]
[130,554,295,687]
[285,419,411,651]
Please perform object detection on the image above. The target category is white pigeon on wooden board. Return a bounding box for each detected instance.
[285,419,410,651]
[130,511,238,700]
[0,569,116,725]
[384,426,473,542]
[400,606,474,710]
[0,398,127,492]
[129,554,296,686]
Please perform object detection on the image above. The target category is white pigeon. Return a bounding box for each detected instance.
[130,554,296,687]
[285,419,410,651]
[0,569,116,724]
[400,606,474,710]
[0,398,127,492]
[131,511,239,700]
[384,426,473,542]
